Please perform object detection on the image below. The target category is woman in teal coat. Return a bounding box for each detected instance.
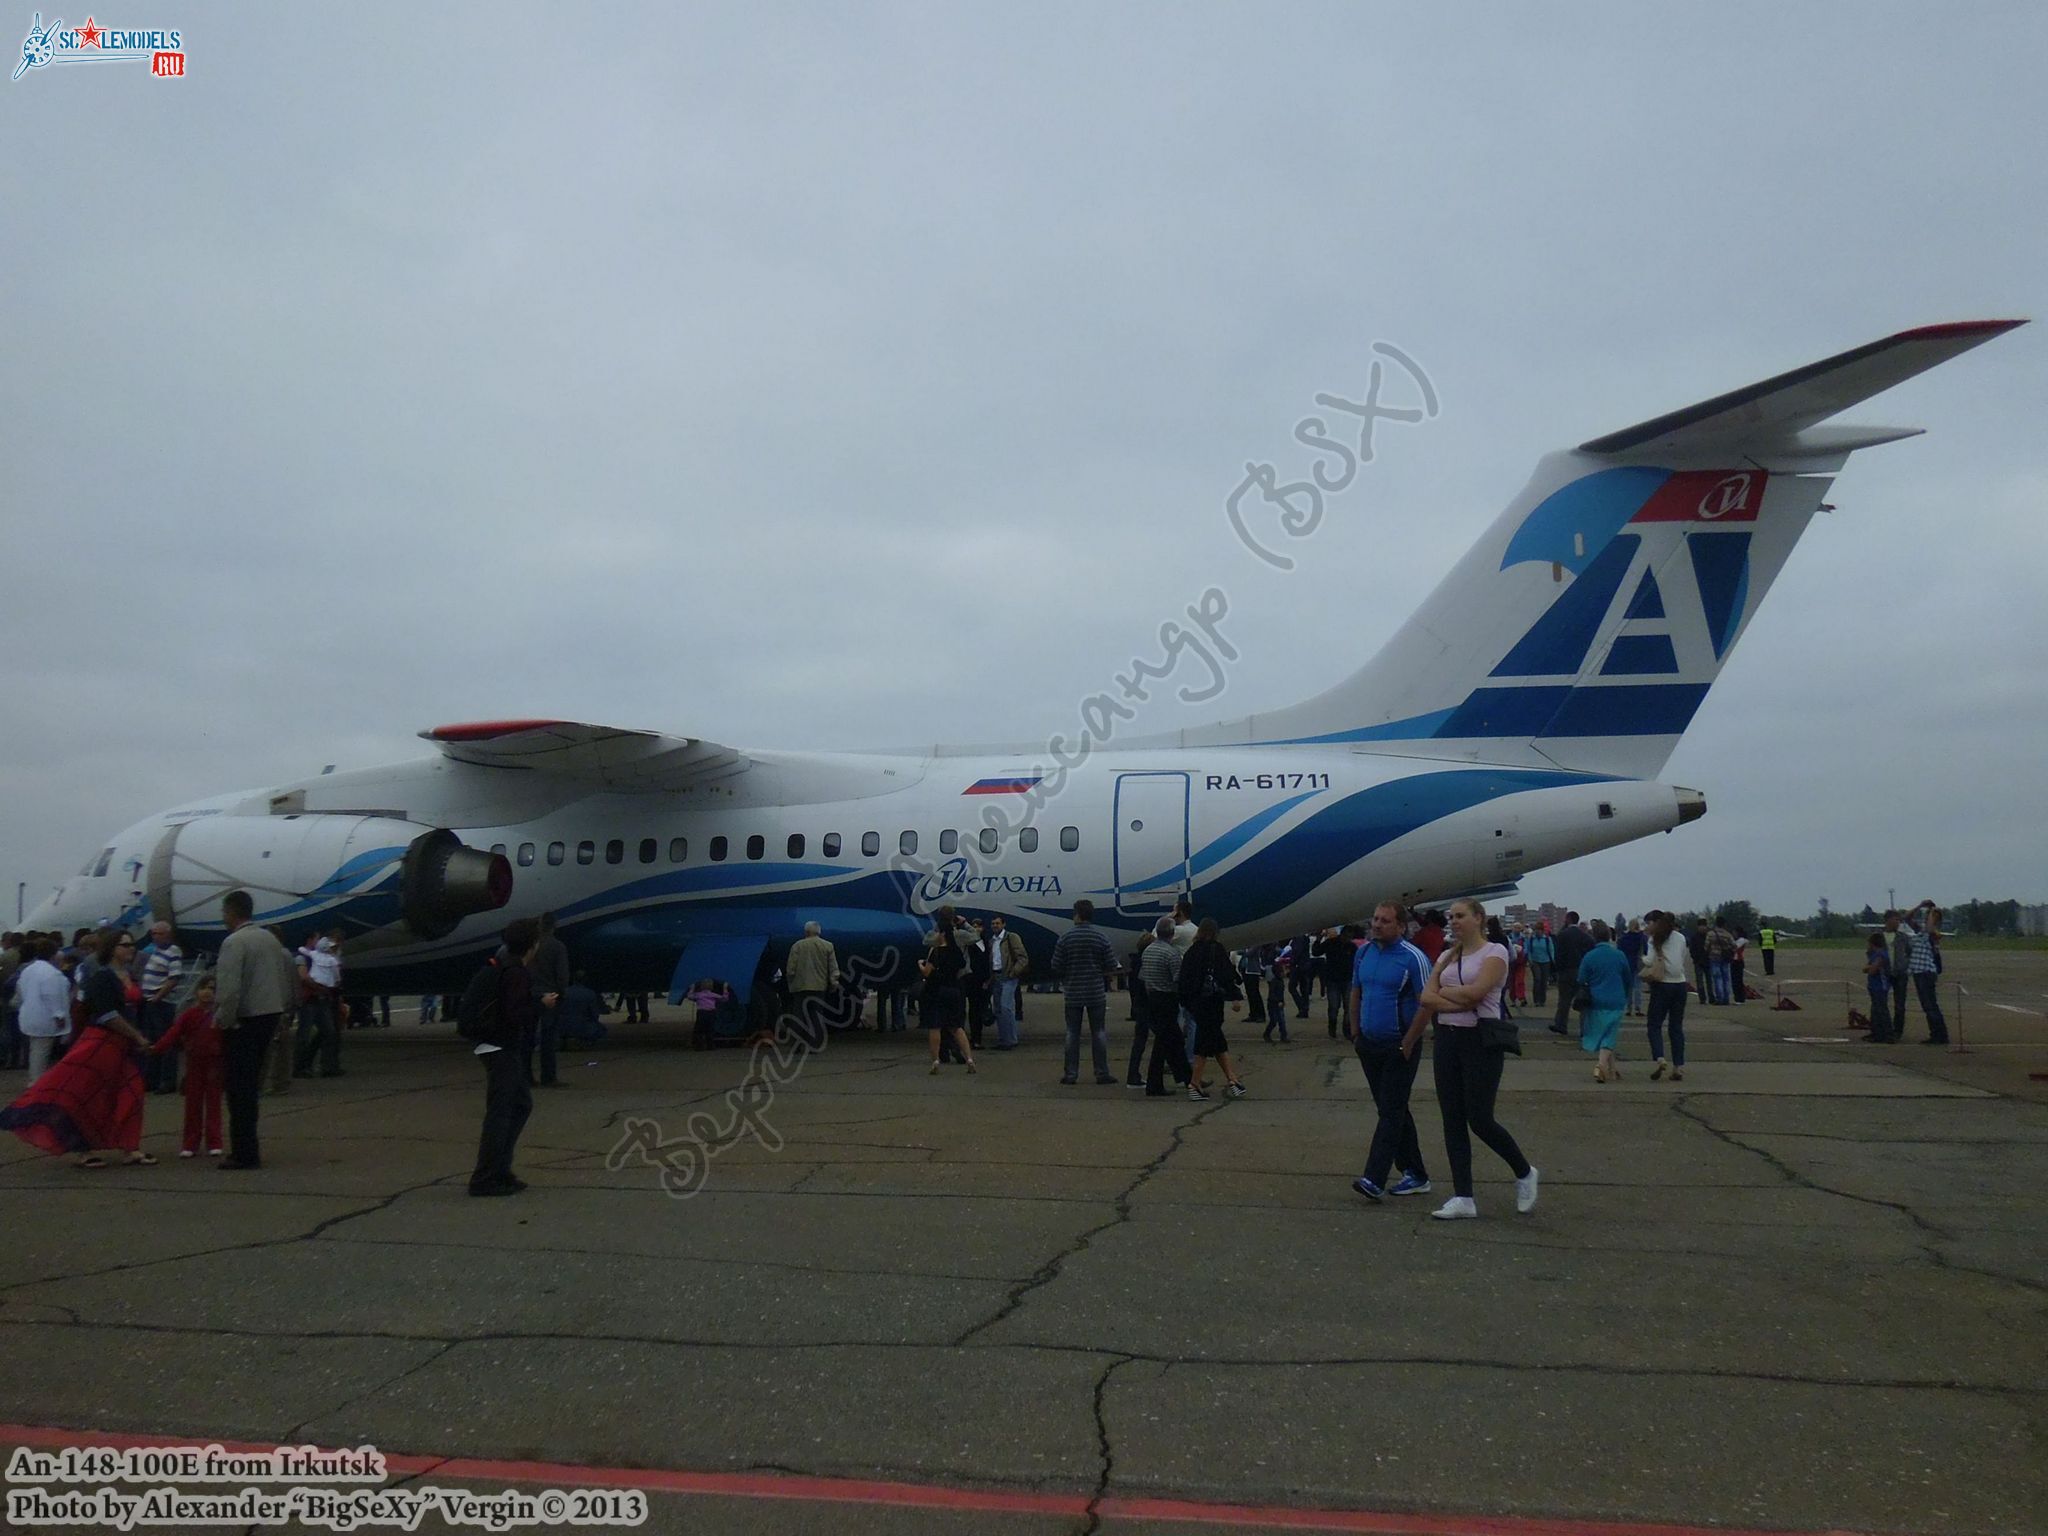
[1575,921,1632,1083]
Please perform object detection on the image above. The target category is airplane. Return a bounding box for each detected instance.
[23,320,2023,1005]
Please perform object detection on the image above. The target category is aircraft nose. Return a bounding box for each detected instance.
[1675,786,1708,825]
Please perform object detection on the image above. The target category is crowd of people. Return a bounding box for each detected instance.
[0,891,1953,1210]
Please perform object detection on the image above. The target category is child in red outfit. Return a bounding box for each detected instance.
[152,977,223,1157]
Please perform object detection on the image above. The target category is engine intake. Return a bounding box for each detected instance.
[401,829,514,940]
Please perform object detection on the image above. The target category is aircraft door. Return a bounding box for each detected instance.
[144,821,183,931]
[1113,772,1191,917]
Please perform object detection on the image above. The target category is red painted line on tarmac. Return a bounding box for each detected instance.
[0,1422,1867,1536]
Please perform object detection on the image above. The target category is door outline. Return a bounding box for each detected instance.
[1112,771,1192,916]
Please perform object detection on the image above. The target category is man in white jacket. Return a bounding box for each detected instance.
[14,940,73,1081]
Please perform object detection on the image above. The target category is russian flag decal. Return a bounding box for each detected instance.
[963,776,1043,795]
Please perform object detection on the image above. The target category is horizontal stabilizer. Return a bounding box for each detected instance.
[1580,320,2024,454]
[421,720,748,790]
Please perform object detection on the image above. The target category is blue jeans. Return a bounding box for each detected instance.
[992,978,1020,1047]
[1912,972,1948,1042]
[1708,960,1731,1006]
[1062,996,1110,1080]
[1625,967,1642,1014]
[1646,982,1688,1066]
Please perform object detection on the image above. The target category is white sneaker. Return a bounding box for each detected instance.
[1430,1196,1478,1220]
[1516,1166,1540,1214]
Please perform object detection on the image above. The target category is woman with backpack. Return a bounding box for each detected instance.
[1180,918,1247,1101]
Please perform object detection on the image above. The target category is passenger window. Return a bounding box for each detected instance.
[1060,826,1079,852]
[823,833,841,858]
[669,837,687,863]
[979,828,998,855]
[638,838,657,864]
[900,831,918,856]
[577,841,596,865]
[939,829,958,855]
[862,832,881,857]
[547,842,566,866]
[747,834,765,860]
[788,834,804,859]
[605,839,624,865]
[710,836,728,862]
[1019,828,1038,853]
[517,843,536,867]
[490,843,507,857]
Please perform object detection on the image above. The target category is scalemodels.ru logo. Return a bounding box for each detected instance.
[13,11,185,80]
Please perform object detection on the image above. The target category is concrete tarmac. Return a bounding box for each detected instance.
[2,973,2045,1535]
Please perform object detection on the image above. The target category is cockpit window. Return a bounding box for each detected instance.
[92,847,115,878]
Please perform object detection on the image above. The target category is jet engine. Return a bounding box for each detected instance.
[149,814,511,943]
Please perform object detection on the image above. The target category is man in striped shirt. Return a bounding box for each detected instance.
[1139,918,1192,1096]
[139,919,184,1095]
[1050,900,1122,1085]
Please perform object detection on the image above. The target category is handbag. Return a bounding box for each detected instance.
[1451,948,1519,1053]
[1478,1015,1521,1055]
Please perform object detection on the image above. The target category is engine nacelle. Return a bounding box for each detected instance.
[155,814,511,945]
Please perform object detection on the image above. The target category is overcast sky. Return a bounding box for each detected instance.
[3,1,2042,924]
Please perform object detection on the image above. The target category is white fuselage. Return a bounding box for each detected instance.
[30,744,1696,994]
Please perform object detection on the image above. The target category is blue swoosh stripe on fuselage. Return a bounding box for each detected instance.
[254,846,409,925]
[1187,767,1609,921]
[1029,767,1615,936]
[551,861,863,922]
[1104,789,1323,894]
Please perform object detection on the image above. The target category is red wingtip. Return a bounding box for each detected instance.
[1891,319,2028,342]
[424,719,571,742]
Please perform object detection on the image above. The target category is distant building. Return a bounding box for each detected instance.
[2020,905,2048,938]
[1504,901,1569,932]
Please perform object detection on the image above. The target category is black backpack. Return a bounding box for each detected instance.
[455,962,501,1042]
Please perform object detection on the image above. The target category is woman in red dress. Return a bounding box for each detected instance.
[0,930,154,1168]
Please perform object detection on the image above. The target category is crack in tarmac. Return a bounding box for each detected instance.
[951,1099,1231,1347]
[14,1316,2029,1401]
[282,1338,461,1444]
[0,1173,465,1292]
[316,1231,1016,1284]
[1079,1353,1136,1536]
[1667,1096,2048,1299]
[1671,1094,1954,1240]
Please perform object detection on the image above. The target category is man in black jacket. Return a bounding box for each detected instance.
[471,918,544,1196]
[529,912,572,1086]
[1549,912,1590,1037]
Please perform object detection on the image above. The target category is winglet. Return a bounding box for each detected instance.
[1580,320,2026,455]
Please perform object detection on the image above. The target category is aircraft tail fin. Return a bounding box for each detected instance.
[1181,322,2023,778]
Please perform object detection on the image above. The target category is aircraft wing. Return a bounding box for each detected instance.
[1580,320,2025,454]
[419,719,749,791]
